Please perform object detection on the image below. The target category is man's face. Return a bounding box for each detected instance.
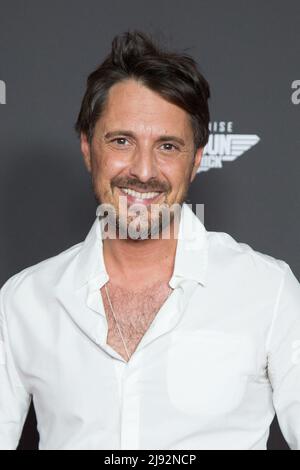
[81,79,203,238]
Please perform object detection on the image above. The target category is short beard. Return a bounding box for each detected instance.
[114,203,179,240]
[90,167,192,240]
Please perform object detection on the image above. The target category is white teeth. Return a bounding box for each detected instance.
[120,188,160,199]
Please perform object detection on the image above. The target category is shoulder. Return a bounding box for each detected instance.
[206,228,289,283]
[0,241,83,306]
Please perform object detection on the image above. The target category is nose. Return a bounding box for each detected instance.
[128,145,159,183]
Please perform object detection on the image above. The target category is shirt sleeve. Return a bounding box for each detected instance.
[267,263,300,450]
[0,282,31,450]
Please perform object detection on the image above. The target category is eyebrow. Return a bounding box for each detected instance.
[104,130,186,146]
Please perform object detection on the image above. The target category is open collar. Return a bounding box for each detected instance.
[73,202,208,291]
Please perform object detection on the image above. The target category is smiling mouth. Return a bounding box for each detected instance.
[116,186,164,203]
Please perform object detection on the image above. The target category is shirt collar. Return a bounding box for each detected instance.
[170,202,208,288]
[74,202,208,290]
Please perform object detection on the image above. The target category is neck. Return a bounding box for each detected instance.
[102,219,179,286]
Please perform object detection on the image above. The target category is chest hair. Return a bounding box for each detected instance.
[100,280,172,359]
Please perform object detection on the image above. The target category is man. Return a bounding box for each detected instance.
[0,31,300,451]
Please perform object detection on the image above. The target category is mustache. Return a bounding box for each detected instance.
[112,177,169,193]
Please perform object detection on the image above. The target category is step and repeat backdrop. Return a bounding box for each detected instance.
[0,0,299,450]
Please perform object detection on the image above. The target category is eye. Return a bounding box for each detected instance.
[112,138,129,146]
[161,143,179,151]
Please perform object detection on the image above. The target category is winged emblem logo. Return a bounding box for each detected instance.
[198,134,260,173]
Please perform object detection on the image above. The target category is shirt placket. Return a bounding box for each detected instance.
[115,355,141,450]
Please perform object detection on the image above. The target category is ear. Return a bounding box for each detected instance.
[190,147,204,182]
[80,132,92,173]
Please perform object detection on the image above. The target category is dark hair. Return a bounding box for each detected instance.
[75,30,210,149]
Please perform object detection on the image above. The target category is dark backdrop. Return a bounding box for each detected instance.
[0,0,299,451]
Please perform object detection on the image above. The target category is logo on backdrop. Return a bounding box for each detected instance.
[198,121,260,174]
[291,80,300,105]
[0,80,6,104]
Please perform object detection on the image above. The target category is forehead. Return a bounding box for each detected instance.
[95,79,193,138]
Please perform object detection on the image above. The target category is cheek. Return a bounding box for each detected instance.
[164,163,191,193]
[91,154,113,183]
[99,151,129,178]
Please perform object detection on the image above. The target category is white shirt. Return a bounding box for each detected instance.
[0,203,300,450]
